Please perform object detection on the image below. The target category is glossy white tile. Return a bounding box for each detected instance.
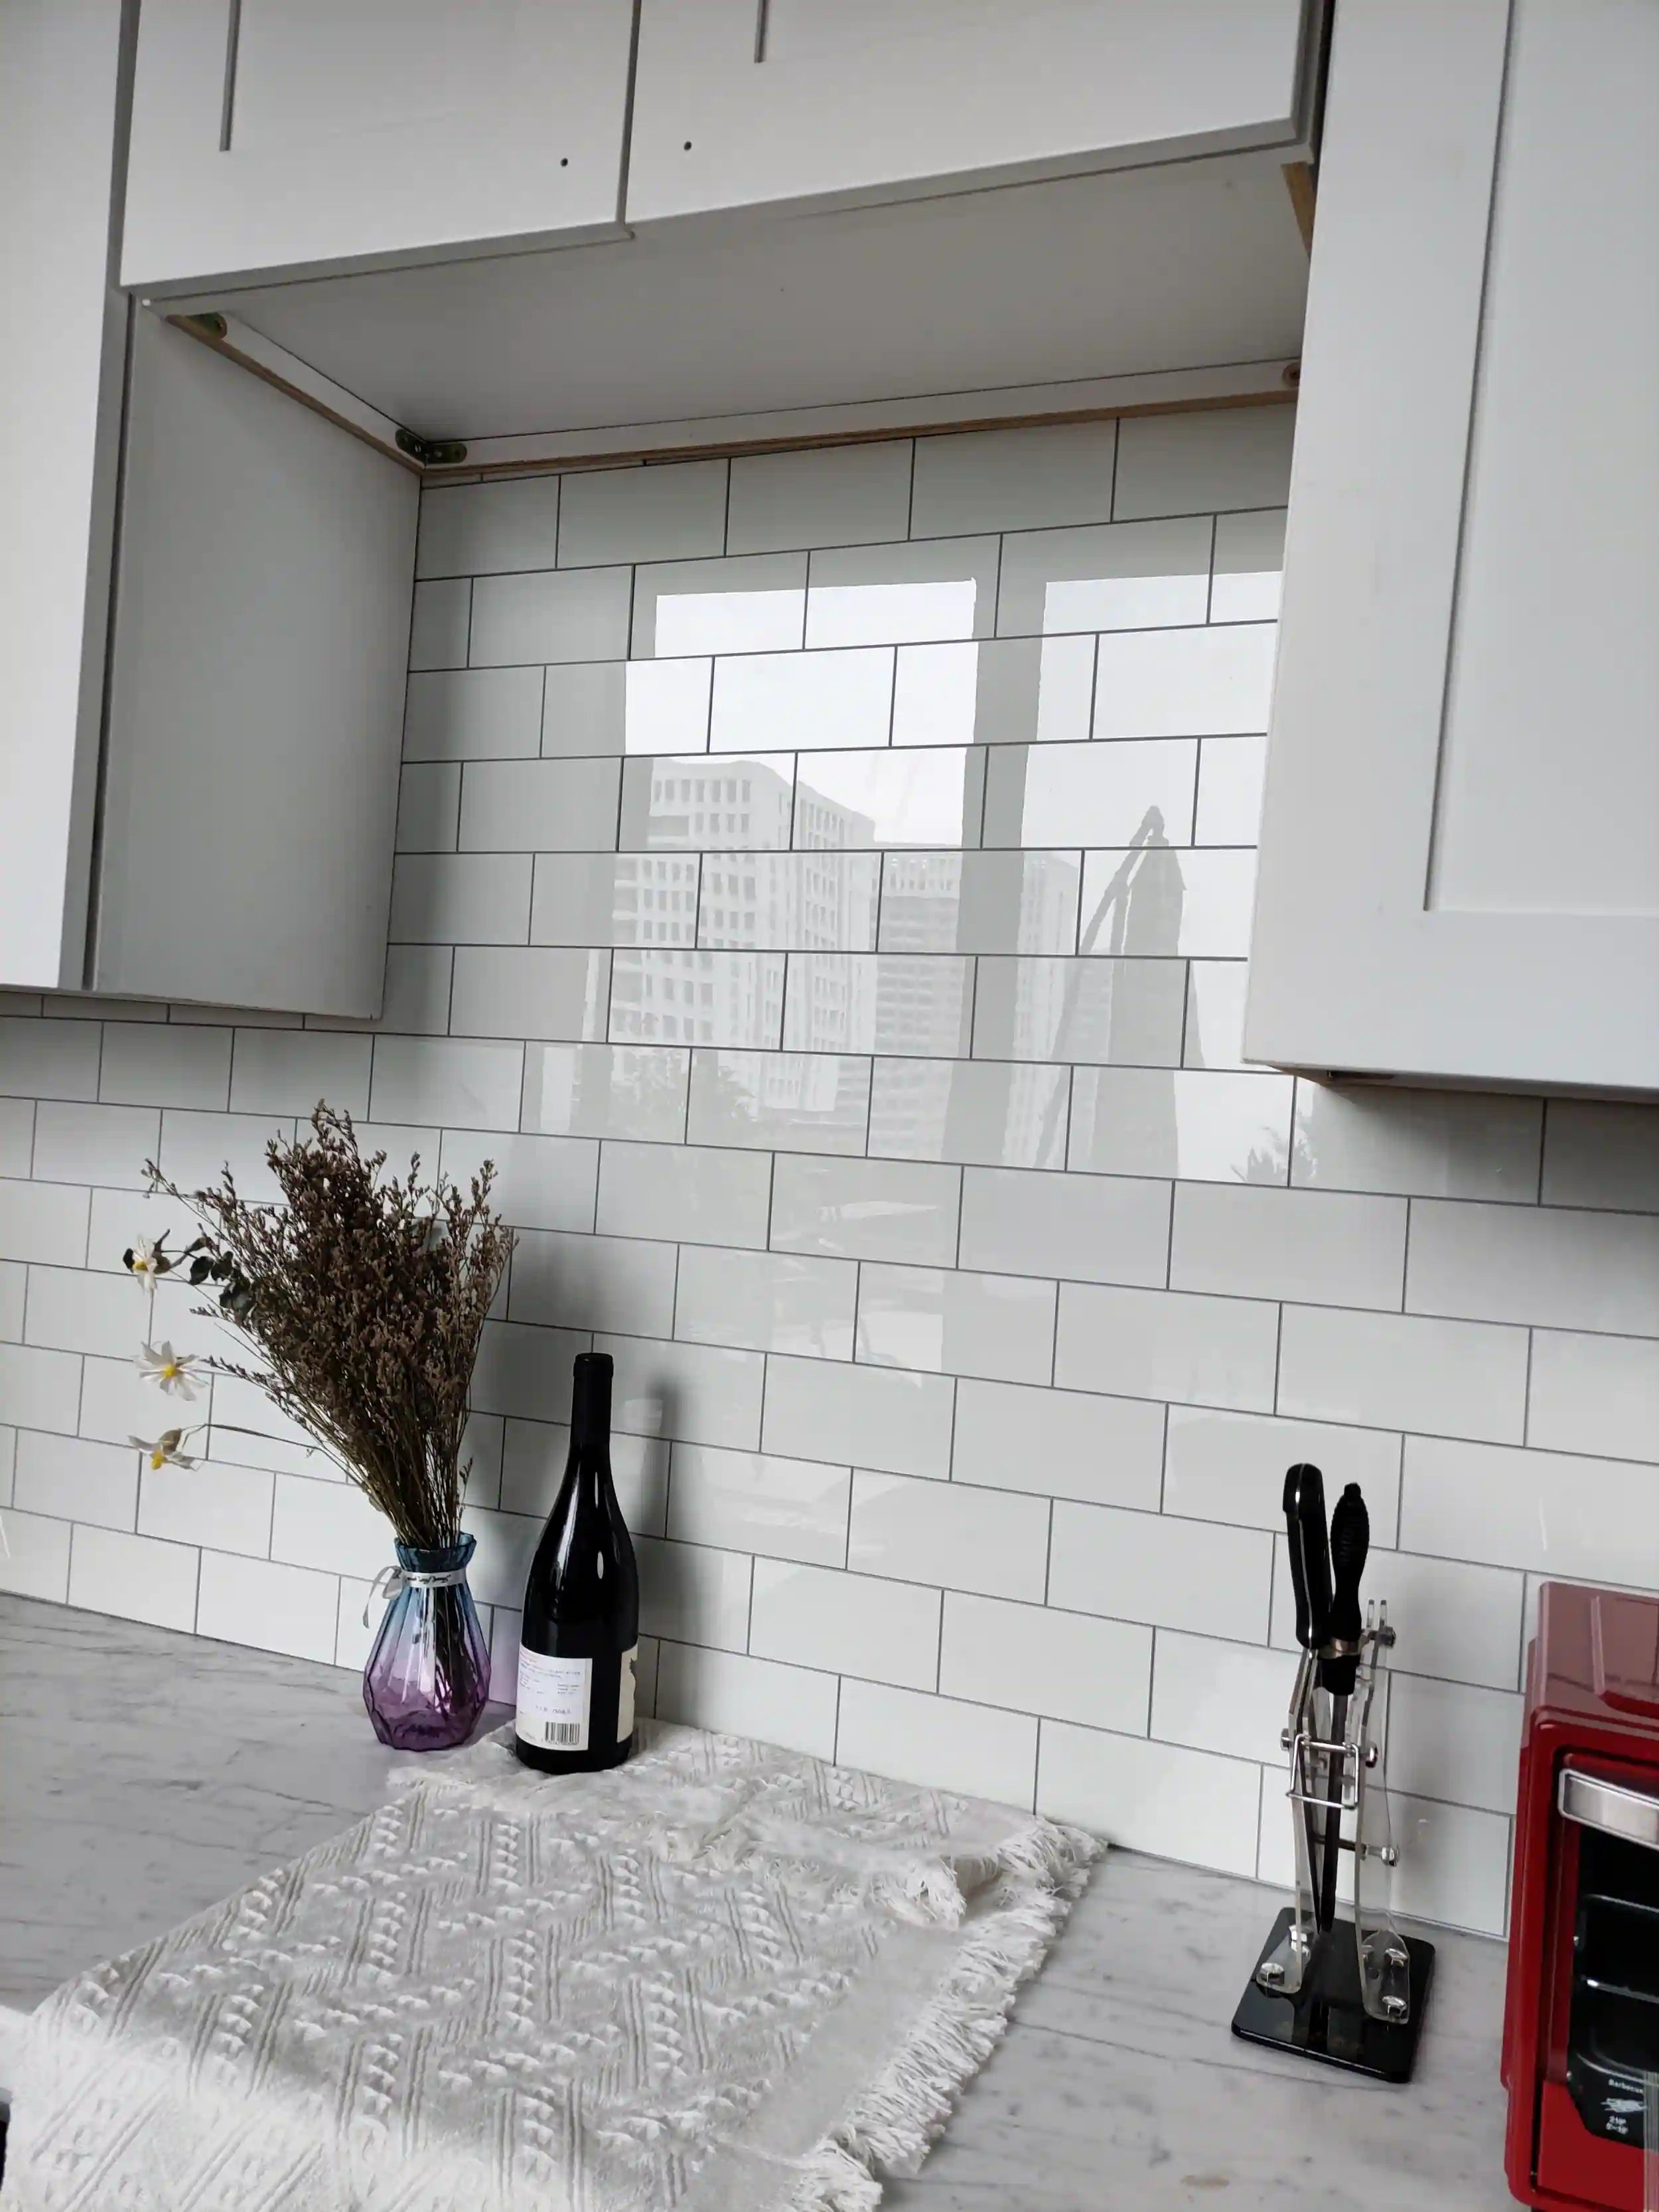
[610,948,784,1051]
[634,1532,754,1651]
[1183,962,1250,1070]
[995,518,1210,636]
[1386,1674,1524,1816]
[1210,508,1286,621]
[69,1524,199,1634]
[1528,1328,1659,1463]
[616,657,714,754]
[849,1469,1047,1601]
[878,850,1080,955]
[725,440,912,555]
[763,1354,954,1480]
[522,1042,689,1144]
[1048,1501,1273,1641]
[403,666,543,761]
[309,944,454,1037]
[792,747,983,849]
[459,756,622,853]
[469,565,632,665]
[751,1558,940,1690]
[1069,1067,1294,1185]
[1165,1408,1402,1542]
[1407,1197,1659,1336]
[601,1335,766,1453]
[1269,1544,1525,1694]
[510,1227,678,1339]
[498,1420,667,1534]
[951,1376,1165,1511]
[891,635,1096,752]
[1151,1631,1296,1767]
[1278,1304,1529,1444]
[869,1056,1068,1171]
[1092,624,1276,741]
[1171,1182,1407,1309]
[1401,1434,1659,1585]
[370,1037,524,1132]
[941,1593,1151,1733]
[227,1031,372,1121]
[408,577,469,670]
[532,853,700,948]
[837,1678,1037,1808]
[389,853,534,942]
[1194,733,1267,844]
[1056,1282,1279,1413]
[415,475,560,579]
[666,1443,849,1568]
[634,553,806,659]
[697,851,879,951]
[0,1098,33,1177]
[25,1263,153,1359]
[958,1165,1171,1288]
[856,1263,1055,1385]
[597,1138,771,1249]
[196,1550,338,1662]
[556,459,727,567]
[0,1179,90,1266]
[437,1129,597,1234]
[983,739,1196,849]
[1542,1100,1659,1213]
[972,956,1186,1067]
[396,761,461,851]
[270,1469,396,1581]
[676,1242,857,1360]
[1114,405,1296,520]
[687,1048,871,1155]
[13,1430,137,1532]
[621,753,796,851]
[1077,846,1257,958]
[1039,1722,1260,1879]
[0,1018,100,1100]
[155,1109,295,1203]
[451,946,609,1042]
[784,954,972,1058]
[655,1643,839,1761]
[0,1262,21,1340]
[0,1510,71,1601]
[0,1345,80,1433]
[711,646,893,753]
[807,538,998,648]
[769,1152,960,1266]
[1291,1084,1544,1203]
[539,661,622,757]
[98,1025,230,1111]
[912,421,1118,536]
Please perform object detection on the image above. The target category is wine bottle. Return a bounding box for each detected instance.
[514,1351,640,1773]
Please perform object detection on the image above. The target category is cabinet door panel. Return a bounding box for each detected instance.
[122,0,634,292]
[1245,0,1659,1092]
[628,0,1313,222]
[94,315,417,1017]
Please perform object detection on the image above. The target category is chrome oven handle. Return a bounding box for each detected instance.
[1557,1767,1659,1853]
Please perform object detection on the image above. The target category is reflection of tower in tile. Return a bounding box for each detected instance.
[882,853,962,950]
[615,855,698,946]
[867,1054,960,1159]
[1069,813,1182,1170]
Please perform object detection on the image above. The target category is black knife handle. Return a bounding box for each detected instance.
[1281,1467,1311,1651]
[1320,1482,1370,1695]
[1283,1464,1329,1653]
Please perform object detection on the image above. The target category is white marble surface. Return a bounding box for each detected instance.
[0,1595,1516,2207]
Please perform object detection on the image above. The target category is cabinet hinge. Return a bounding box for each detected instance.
[396,427,470,468]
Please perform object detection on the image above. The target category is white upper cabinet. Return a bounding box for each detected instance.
[1246,0,1659,1093]
[121,0,636,293]
[0,0,129,993]
[628,0,1316,223]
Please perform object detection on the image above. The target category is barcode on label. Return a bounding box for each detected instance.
[534,1720,585,1748]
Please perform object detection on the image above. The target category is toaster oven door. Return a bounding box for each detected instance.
[1559,1764,1659,2154]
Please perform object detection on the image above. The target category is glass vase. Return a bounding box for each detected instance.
[363,1535,491,1751]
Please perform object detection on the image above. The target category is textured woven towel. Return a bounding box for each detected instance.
[2,1722,1098,2211]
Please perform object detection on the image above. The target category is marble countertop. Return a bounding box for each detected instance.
[0,1594,1516,2209]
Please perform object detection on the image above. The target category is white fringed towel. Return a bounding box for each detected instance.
[3,1722,1098,2211]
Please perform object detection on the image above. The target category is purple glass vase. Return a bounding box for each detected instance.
[363,1536,490,1751]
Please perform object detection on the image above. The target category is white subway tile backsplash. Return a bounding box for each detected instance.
[1,1343,86,1431]
[849,1471,1047,1601]
[1151,1631,1297,1767]
[770,1153,960,1266]
[0,1097,33,1177]
[405,666,543,761]
[983,739,1196,849]
[794,748,983,851]
[676,1243,857,1361]
[837,1678,1037,1807]
[98,1025,230,1111]
[712,646,893,754]
[1269,1546,1525,1694]
[1194,733,1268,844]
[510,1228,677,1339]
[13,1430,137,1531]
[1170,1183,1407,1309]
[460,758,622,853]
[807,538,999,648]
[995,518,1209,637]
[656,1642,839,1760]
[76,1351,183,1448]
[1407,1198,1659,1337]
[1039,1721,1260,1878]
[1183,963,1250,1070]
[1078,847,1258,958]
[0,1179,90,1266]
[622,753,796,851]
[1386,1674,1524,1817]
[408,578,470,671]
[557,460,727,568]
[634,553,806,658]
[878,850,1080,956]
[726,441,912,555]
[0,1018,101,1100]
[597,1140,771,1248]
[1542,1100,1659,1213]
[470,565,632,665]
[784,955,971,1058]
[1385,1797,1512,1939]
[416,475,560,579]
[699,852,879,952]
[0,1262,23,1341]
[971,956,1185,1068]
[764,1355,954,1480]
[540,662,624,757]
[687,1050,871,1157]
[1092,625,1277,741]
[138,1455,273,1558]
[1400,1434,1659,1585]
[452,947,610,1043]
[1055,1283,1278,1412]
[618,657,715,755]
[891,636,1096,752]
[613,950,783,1051]
[958,1165,1170,1287]
[370,1037,524,1131]
[1114,405,1297,520]
[396,761,461,851]
[499,1420,667,1534]
[1278,1304,1528,1443]
[439,1128,597,1233]
[228,1031,372,1120]
[1048,1501,1273,1640]
[1164,1408,1402,1541]
[309,945,454,1038]
[196,1550,337,1661]
[1528,1328,1659,1463]
[666,1443,849,1567]
[1209,508,1286,622]
[0,1509,71,1601]
[856,1263,1055,1385]
[390,853,534,943]
[951,1376,1163,1511]
[940,1593,1151,1733]
[601,1334,766,1451]
[636,1532,753,1651]
[522,1043,689,1144]
[751,1558,939,1688]
[470,1321,586,1425]
[869,1057,1069,1170]
[31,1104,158,1191]
[1292,1084,1544,1203]
[533,852,698,948]
[69,1524,198,1633]
[270,1471,395,1581]
[25,1264,147,1359]
[910,422,1118,538]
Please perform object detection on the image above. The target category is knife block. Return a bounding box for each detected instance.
[1231,1599,1435,2082]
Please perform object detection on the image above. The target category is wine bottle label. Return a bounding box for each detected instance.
[617,1645,638,1741]
[516,1648,593,1751]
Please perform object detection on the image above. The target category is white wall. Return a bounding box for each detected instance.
[3,406,1656,1937]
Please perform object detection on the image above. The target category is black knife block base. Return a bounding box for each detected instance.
[1230,1909,1435,2083]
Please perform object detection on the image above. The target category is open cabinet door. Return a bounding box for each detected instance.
[94,311,417,1017]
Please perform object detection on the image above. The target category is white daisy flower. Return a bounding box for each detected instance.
[123,1238,171,1285]
[129,1428,200,1473]
[135,1341,204,1400]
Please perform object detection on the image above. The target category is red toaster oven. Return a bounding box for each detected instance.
[1504,1582,1659,2209]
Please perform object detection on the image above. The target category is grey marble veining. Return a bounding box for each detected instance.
[0,1595,1514,2207]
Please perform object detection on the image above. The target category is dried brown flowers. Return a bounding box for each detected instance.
[137,1106,514,1551]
